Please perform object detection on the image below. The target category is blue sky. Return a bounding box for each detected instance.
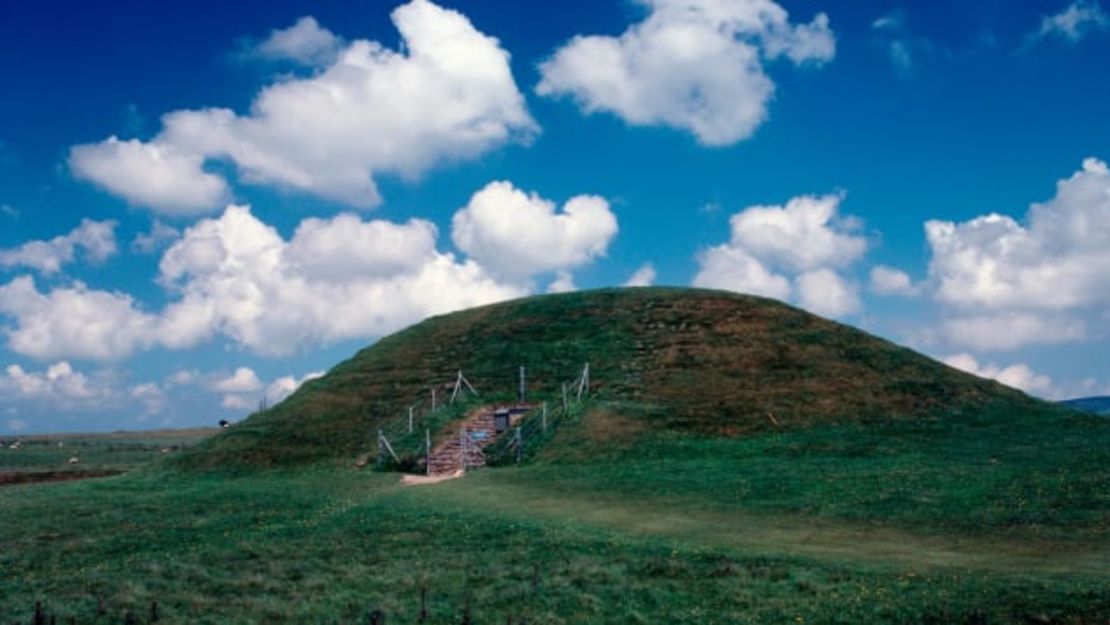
[1,0,1108,433]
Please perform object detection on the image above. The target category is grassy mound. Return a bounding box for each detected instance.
[180,287,1047,469]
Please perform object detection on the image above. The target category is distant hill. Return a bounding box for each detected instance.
[179,287,1050,469]
[1060,396,1110,415]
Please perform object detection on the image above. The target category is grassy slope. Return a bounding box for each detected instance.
[5,289,1106,622]
[180,287,1041,469]
[2,467,1107,624]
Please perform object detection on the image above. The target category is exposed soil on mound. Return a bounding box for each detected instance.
[0,469,123,487]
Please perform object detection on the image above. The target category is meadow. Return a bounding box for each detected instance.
[1,401,1107,624]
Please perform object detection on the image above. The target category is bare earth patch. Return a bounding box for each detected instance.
[400,469,464,486]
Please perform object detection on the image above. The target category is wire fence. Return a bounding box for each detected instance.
[372,364,591,473]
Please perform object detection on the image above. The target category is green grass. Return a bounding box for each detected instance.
[3,289,1107,622]
[180,288,1042,469]
[3,404,1108,623]
[0,428,215,474]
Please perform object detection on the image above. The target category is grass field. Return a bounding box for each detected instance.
[0,428,216,476]
[3,290,1107,623]
[2,404,1107,624]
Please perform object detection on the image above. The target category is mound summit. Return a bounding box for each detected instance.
[182,287,1043,469]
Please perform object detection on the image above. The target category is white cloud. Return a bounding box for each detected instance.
[0,361,118,419]
[942,353,1055,397]
[546,271,577,294]
[129,382,167,416]
[166,369,198,386]
[693,245,791,299]
[0,204,527,360]
[725,194,865,272]
[624,263,657,287]
[287,214,438,281]
[131,221,180,254]
[253,16,342,66]
[871,11,905,32]
[0,277,162,360]
[266,370,324,404]
[221,394,257,411]
[692,193,866,317]
[71,1,536,213]
[1034,0,1108,42]
[211,367,262,393]
[6,418,26,432]
[537,0,834,146]
[869,265,918,296]
[158,205,525,355]
[937,313,1086,351]
[451,181,618,280]
[0,219,118,274]
[69,137,231,216]
[796,268,860,317]
[925,158,1110,349]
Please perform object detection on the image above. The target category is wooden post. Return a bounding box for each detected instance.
[425,429,431,476]
[431,388,437,412]
[377,429,384,468]
[514,427,523,464]
[577,362,590,401]
[519,365,526,403]
[542,402,547,433]
[562,383,568,412]
[408,406,414,434]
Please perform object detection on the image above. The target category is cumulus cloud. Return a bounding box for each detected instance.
[221,394,257,411]
[537,0,834,146]
[869,265,918,296]
[796,268,860,317]
[1034,0,1108,42]
[942,353,1054,397]
[71,1,536,213]
[266,370,324,404]
[547,271,577,294]
[0,219,117,274]
[211,367,263,393]
[925,158,1110,349]
[0,277,161,360]
[693,246,791,299]
[1,361,98,400]
[131,221,180,254]
[693,193,866,316]
[69,137,231,216]
[0,203,529,361]
[253,16,343,66]
[937,313,1086,351]
[624,263,657,287]
[157,205,525,355]
[451,181,618,280]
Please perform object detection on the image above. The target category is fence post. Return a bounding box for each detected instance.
[425,429,431,476]
[562,383,568,413]
[377,429,384,468]
[431,388,437,412]
[408,406,414,434]
[519,365,526,403]
[542,402,547,433]
[514,426,523,464]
